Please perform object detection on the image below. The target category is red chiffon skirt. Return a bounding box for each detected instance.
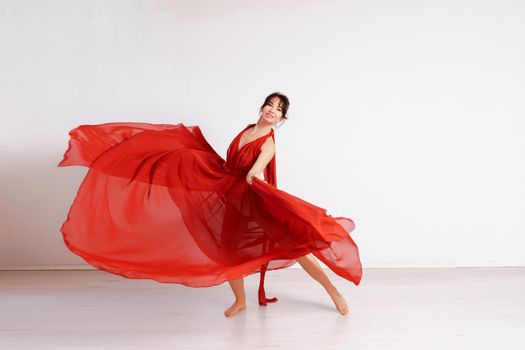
[58,122,362,305]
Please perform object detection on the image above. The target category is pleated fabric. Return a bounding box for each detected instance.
[58,122,362,305]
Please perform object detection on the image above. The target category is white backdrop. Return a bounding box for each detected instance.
[1,0,524,269]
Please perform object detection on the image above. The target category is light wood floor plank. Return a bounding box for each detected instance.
[1,268,524,349]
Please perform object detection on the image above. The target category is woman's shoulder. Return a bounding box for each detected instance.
[261,135,275,152]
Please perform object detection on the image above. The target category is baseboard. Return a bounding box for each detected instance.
[0,263,523,270]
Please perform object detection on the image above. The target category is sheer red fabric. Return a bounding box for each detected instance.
[58,122,362,305]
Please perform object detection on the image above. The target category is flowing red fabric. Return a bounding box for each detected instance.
[58,122,362,305]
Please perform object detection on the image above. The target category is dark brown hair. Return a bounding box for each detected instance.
[259,92,290,125]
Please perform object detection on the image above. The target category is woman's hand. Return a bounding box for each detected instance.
[246,171,264,185]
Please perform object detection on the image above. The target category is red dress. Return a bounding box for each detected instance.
[58,122,362,305]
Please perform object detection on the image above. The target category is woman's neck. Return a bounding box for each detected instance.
[251,120,273,135]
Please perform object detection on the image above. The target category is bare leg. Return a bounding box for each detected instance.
[296,253,349,315]
[224,277,247,317]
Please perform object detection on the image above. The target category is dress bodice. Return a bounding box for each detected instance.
[224,123,277,186]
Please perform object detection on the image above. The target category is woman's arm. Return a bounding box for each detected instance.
[246,137,275,185]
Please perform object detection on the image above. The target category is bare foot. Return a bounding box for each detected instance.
[224,300,246,318]
[329,291,349,315]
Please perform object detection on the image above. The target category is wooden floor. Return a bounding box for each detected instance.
[0,268,524,349]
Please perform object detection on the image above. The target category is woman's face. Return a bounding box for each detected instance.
[261,97,283,124]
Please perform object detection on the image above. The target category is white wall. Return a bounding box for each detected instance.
[1,0,524,269]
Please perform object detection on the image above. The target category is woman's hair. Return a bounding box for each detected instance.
[260,92,290,125]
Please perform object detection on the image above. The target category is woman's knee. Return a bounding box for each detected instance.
[296,253,314,264]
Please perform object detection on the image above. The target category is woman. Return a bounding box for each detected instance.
[58,92,362,318]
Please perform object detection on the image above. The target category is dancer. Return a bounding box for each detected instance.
[58,92,362,318]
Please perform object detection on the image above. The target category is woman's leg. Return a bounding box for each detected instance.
[224,277,247,317]
[296,253,349,315]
